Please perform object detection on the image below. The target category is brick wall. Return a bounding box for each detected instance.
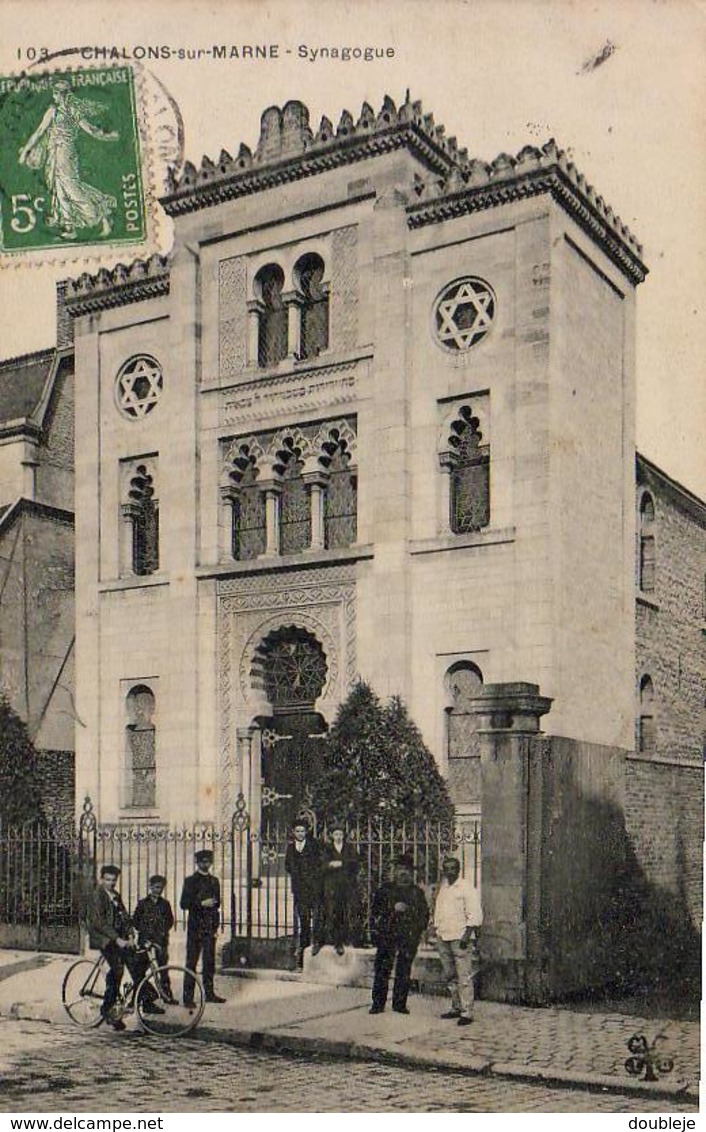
[534,735,702,999]
[35,749,75,826]
[624,757,703,929]
[635,457,706,762]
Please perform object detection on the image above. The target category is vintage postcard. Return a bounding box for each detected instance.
[0,0,703,1121]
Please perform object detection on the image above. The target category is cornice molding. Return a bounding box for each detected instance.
[64,255,170,317]
[161,122,456,217]
[407,152,646,286]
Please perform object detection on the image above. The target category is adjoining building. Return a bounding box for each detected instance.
[0,341,75,824]
[5,93,702,999]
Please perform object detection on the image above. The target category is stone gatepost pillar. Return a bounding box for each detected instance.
[466,682,552,1004]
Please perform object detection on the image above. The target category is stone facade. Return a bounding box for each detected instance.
[63,94,651,826]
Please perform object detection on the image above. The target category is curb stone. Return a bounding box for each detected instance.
[1,998,699,1106]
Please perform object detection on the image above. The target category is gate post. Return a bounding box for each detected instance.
[467,682,552,1004]
[76,796,97,953]
[222,792,253,968]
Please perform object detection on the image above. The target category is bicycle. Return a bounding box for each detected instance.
[62,943,206,1037]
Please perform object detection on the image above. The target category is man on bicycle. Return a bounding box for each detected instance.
[87,864,163,1030]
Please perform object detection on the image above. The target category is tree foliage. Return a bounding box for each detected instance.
[312,680,454,825]
[0,697,44,826]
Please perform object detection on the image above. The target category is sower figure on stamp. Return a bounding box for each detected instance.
[369,854,429,1015]
[86,864,162,1031]
[132,874,176,1004]
[429,854,482,1026]
[17,80,118,241]
[180,850,226,1006]
[284,819,323,966]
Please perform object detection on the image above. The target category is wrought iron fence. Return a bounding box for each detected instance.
[232,795,481,950]
[0,818,78,950]
[0,795,481,960]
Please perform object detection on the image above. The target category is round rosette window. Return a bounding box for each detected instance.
[433,277,496,351]
[115,355,163,419]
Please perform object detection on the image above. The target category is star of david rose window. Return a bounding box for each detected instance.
[433,277,496,352]
[115,355,163,419]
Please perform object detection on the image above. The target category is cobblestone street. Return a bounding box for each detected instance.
[0,1021,698,1114]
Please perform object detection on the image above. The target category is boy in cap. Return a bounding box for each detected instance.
[180,849,226,1005]
[87,864,163,1030]
[369,854,429,1015]
[132,875,176,1003]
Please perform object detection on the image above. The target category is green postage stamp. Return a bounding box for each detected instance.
[0,66,146,254]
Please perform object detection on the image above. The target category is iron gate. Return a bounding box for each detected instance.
[0,795,481,963]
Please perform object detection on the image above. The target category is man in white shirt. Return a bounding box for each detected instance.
[429,855,482,1026]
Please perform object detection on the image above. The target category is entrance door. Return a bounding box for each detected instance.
[260,710,327,832]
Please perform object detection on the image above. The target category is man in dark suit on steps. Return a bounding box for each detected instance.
[180,850,226,1005]
[285,819,323,965]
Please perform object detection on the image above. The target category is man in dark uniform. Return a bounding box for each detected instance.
[369,854,430,1015]
[87,864,162,1030]
[284,819,323,965]
[132,875,176,1003]
[180,850,226,1005]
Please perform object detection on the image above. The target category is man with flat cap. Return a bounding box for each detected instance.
[369,853,429,1015]
[87,864,162,1030]
[132,875,176,1003]
[180,849,226,1005]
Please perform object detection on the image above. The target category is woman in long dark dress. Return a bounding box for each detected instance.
[321,822,359,955]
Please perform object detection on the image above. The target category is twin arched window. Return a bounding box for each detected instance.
[253,253,329,367]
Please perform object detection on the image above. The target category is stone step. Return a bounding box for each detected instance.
[302,944,446,991]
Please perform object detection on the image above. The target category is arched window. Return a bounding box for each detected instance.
[256,264,287,367]
[319,426,357,549]
[276,436,310,554]
[126,685,156,808]
[296,253,329,359]
[124,464,159,576]
[638,675,656,754]
[445,408,490,534]
[445,661,484,804]
[226,443,266,561]
[639,493,655,592]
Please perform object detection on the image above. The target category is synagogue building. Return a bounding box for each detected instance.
[3,93,702,998]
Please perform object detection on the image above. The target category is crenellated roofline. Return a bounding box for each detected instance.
[407,139,646,285]
[63,254,170,316]
[160,93,463,217]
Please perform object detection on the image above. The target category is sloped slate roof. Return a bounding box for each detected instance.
[0,348,54,425]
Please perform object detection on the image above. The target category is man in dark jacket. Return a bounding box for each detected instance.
[321,822,359,954]
[180,850,226,1005]
[132,875,176,1002]
[284,819,323,964]
[87,864,162,1030]
[369,854,430,1015]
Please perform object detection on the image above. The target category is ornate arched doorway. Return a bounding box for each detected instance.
[253,626,329,829]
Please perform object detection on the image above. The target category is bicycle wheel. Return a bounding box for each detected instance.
[136,965,205,1037]
[62,958,106,1028]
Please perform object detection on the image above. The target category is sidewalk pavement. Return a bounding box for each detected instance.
[0,948,699,1105]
